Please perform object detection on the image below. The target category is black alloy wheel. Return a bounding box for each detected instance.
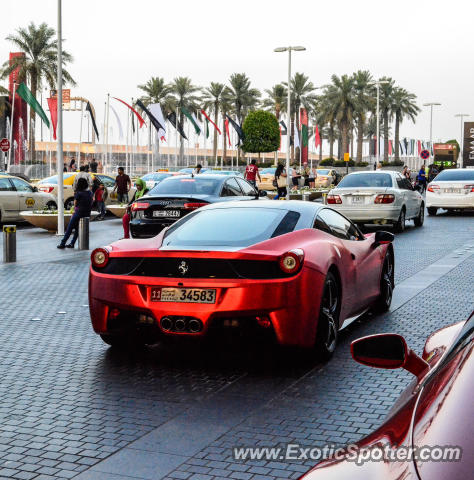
[373,252,394,313]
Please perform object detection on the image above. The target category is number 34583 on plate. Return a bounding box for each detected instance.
[151,287,216,304]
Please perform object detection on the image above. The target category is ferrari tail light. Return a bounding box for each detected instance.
[374,194,395,204]
[131,202,150,212]
[279,249,304,274]
[39,186,54,193]
[183,202,208,210]
[91,247,110,268]
[463,184,474,192]
[427,184,440,193]
[108,308,121,320]
[327,194,342,204]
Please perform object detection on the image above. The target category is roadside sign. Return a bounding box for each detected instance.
[344,152,350,162]
[420,149,430,160]
[0,138,10,152]
[50,89,71,105]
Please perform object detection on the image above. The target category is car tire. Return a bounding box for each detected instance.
[414,203,424,227]
[394,208,406,233]
[46,201,57,210]
[100,333,146,349]
[373,251,394,314]
[64,198,74,210]
[427,207,438,216]
[315,271,340,360]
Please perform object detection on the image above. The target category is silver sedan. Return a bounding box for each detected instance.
[326,170,424,232]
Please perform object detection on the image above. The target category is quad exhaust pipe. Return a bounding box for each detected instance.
[160,316,203,333]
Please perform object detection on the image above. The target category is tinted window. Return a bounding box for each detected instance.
[396,176,412,190]
[96,175,115,188]
[313,216,332,235]
[38,174,74,185]
[221,178,242,197]
[338,173,393,188]
[163,208,300,248]
[150,177,221,195]
[236,178,257,196]
[434,169,474,181]
[0,178,13,191]
[11,177,34,192]
[318,208,360,240]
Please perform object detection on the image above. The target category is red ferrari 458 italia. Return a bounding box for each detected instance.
[89,201,395,358]
[300,312,474,479]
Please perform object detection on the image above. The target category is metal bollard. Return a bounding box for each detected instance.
[302,193,310,202]
[78,217,90,250]
[3,225,16,263]
[322,193,328,205]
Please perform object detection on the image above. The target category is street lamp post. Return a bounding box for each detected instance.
[57,0,64,235]
[369,80,389,168]
[274,46,306,199]
[454,114,469,167]
[423,102,441,161]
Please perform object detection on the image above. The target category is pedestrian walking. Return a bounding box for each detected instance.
[417,165,427,194]
[273,164,287,200]
[401,165,411,180]
[291,164,301,191]
[94,183,108,220]
[73,165,93,191]
[112,167,131,204]
[69,157,76,172]
[244,159,261,188]
[122,178,149,239]
[89,157,98,173]
[57,178,93,249]
[193,164,203,175]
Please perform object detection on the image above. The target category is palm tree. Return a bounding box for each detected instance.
[392,87,420,162]
[2,22,75,160]
[169,77,201,163]
[352,70,373,163]
[325,74,357,159]
[137,76,173,111]
[202,82,230,163]
[378,77,395,162]
[262,84,286,119]
[315,95,337,159]
[227,73,260,125]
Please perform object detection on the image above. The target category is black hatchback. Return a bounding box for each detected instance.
[129,174,267,238]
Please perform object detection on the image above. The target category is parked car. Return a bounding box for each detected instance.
[327,171,424,232]
[257,167,295,191]
[177,167,210,175]
[0,175,57,222]
[37,173,136,209]
[315,169,341,187]
[300,312,474,479]
[90,200,394,355]
[203,170,243,177]
[426,168,474,215]
[129,174,265,238]
[140,172,173,190]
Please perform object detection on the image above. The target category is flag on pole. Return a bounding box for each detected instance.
[148,103,166,141]
[417,140,422,155]
[181,106,201,135]
[167,111,187,139]
[16,82,50,128]
[113,97,146,128]
[201,110,221,134]
[314,125,321,149]
[388,140,393,156]
[110,105,124,140]
[279,120,287,135]
[225,115,244,145]
[47,97,57,140]
[224,118,231,147]
[85,102,99,140]
[136,99,165,135]
[294,127,300,149]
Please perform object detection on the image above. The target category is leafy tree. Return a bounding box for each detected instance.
[241,110,280,158]
[2,22,75,159]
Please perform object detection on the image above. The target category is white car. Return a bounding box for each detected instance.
[426,168,474,215]
[0,175,57,222]
[326,170,424,232]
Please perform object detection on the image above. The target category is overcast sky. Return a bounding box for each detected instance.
[2,0,473,147]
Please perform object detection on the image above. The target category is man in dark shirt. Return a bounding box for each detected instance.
[113,167,131,204]
[89,157,98,173]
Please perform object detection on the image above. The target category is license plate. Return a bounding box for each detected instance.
[444,188,461,194]
[351,196,365,204]
[153,210,180,218]
[151,287,216,304]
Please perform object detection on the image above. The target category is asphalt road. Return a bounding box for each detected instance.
[0,210,473,480]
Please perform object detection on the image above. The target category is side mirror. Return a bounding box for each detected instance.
[374,230,394,245]
[258,190,268,198]
[32,186,38,192]
[351,333,429,378]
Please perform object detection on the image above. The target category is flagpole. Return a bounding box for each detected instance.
[147,120,151,172]
[125,107,129,173]
[7,82,17,170]
[187,122,190,167]
[175,109,178,167]
[56,0,64,235]
[78,100,83,168]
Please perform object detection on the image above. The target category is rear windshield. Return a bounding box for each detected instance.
[163,208,300,248]
[149,177,221,195]
[317,169,330,175]
[38,174,74,184]
[434,169,474,181]
[338,173,393,188]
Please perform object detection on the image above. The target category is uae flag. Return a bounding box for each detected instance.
[136,99,165,134]
[17,82,50,128]
[167,111,187,139]
[86,101,99,140]
[314,125,321,149]
[224,118,231,147]
[113,97,146,128]
[201,110,221,134]
[181,106,201,135]
[225,115,244,145]
[279,120,293,146]
[47,97,58,140]
[300,108,308,164]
